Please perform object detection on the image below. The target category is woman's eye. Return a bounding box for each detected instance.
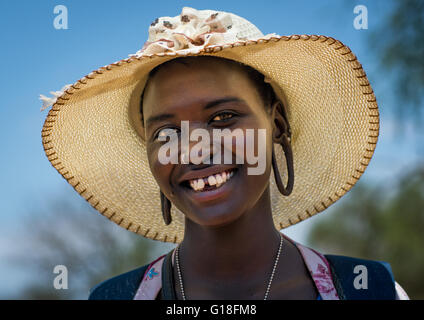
[211,112,235,122]
[154,128,179,141]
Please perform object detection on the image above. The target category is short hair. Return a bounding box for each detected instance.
[140,56,276,117]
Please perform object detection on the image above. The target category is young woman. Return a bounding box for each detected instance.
[40,7,409,300]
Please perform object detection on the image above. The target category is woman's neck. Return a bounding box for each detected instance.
[180,187,282,281]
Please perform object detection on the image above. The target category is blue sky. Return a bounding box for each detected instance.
[0,0,422,297]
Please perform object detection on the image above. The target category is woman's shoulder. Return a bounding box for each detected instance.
[294,240,410,300]
[88,252,169,300]
[325,254,409,300]
[88,264,150,300]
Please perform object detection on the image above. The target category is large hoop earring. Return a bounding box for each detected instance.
[272,134,294,196]
[160,190,172,225]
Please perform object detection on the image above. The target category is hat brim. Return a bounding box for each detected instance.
[41,35,379,243]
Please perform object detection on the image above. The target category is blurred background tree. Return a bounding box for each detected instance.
[308,166,424,299]
[308,0,424,299]
[5,195,174,299]
[369,0,424,129]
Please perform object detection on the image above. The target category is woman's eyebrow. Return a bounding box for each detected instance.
[203,96,246,110]
[145,96,246,129]
[146,113,175,129]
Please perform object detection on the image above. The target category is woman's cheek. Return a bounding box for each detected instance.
[147,147,171,186]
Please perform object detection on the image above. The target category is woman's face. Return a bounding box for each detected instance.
[141,58,280,227]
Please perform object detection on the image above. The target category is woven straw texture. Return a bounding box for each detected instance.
[41,11,379,244]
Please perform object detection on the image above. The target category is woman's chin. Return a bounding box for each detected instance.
[186,207,245,228]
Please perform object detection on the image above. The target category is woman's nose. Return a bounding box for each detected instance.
[180,138,218,165]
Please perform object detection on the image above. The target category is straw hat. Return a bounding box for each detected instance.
[40,7,379,243]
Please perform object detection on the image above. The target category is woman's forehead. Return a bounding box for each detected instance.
[142,59,260,113]
[148,57,248,89]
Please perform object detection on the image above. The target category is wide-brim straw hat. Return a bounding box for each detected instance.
[40,7,379,243]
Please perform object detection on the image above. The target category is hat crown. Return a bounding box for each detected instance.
[134,7,277,57]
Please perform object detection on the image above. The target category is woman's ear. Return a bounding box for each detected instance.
[270,100,290,144]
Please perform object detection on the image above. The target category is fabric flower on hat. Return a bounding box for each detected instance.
[131,7,277,57]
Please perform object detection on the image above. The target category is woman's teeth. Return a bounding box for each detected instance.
[188,170,235,192]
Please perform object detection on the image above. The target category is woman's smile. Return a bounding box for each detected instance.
[179,165,239,204]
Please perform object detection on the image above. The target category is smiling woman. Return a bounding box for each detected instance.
[138,55,299,300]
[40,6,409,300]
